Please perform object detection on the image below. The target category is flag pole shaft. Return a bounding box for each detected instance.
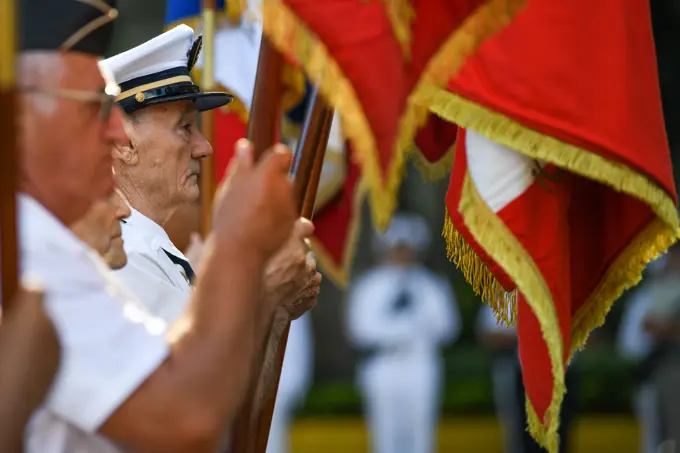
[253,96,333,453]
[0,0,19,311]
[230,35,286,453]
[199,0,217,238]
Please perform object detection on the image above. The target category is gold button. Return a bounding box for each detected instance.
[135,92,145,102]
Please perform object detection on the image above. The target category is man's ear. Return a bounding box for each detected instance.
[113,117,139,166]
[112,141,138,166]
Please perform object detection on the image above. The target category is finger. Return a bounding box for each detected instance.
[294,217,315,239]
[261,144,293,175]
[223,139,254,181]
[189,232,202,245]
[306,252,318,272]
[306,252,317,268]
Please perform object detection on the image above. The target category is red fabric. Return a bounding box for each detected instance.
[443,0,675,436]
[211,107,362,280]
[408,0,488,88]
[213,109,248,183]
[311,148,363,276]
[446,130,516,292]
[280,0,405,183]
[275,0,499,194]
[413,114,458,164]
[449,0,675,199]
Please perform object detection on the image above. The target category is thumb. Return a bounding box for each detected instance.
[189,232,201,244]
[214,139,254,207]
[294,217,315,239]
[230,138,254,175]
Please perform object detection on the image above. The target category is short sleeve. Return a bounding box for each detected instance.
[43,278,169,432]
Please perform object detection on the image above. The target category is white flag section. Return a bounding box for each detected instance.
[194,0,262,109]
[465,130,537,214]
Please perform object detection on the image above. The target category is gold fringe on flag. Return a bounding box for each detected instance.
[262,0,526,231]
[423,84,680,358]
[383,0,416,58]
[442,214,517,326]
[458,173,564,452]
[407,143,454,182]
[396,0,527,194]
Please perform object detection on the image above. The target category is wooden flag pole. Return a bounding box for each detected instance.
[199,0,217,238]
[0,0,19,311]
[231,33,334,452]
[253,97,333,453]
[230,36,286,453]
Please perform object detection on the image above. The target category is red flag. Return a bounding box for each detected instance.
[410,114,458,181]
[426,0,679,450]
[261,0,526,229]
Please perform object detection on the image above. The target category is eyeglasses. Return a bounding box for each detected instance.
[20,86,118,122]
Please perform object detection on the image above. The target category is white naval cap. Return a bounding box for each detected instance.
[99,24,232,114]
[374,212,431,253]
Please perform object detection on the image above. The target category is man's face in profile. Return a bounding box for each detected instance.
[20,52,128,224]
[116,100,212,211]
[71,188,130,270]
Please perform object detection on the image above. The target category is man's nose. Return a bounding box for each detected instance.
[118,203,131,221]
[105,105,129,146]
[192,134,213,159]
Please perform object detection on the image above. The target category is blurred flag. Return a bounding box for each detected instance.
[417,0,680,450]
[260,0,526,230]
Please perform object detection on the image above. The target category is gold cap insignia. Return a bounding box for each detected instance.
[187,35,203,72]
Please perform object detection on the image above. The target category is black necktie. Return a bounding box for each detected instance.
[162,249,195,283]
[392,288,413,315]
[391,278,414,314]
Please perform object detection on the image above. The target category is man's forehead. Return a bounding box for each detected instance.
[46,52,111,90]
[140,100,196,118]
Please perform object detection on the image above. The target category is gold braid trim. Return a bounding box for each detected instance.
[261,0,400,230]
[459,173,564,452]
[310,180,369,288]
[407,143,454,182]
[398,0,526,186]
[383,0,415,59]
[442,214,517,326]
[425,85,680,362]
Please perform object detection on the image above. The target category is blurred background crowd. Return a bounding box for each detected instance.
[109,1,680,452]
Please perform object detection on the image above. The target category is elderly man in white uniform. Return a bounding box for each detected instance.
[99,25,321,424]
[18,1,306,452]
[346,213,460,453]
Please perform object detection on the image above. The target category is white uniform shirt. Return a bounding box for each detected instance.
[115,208,193,324]
[19,195,170,453]
[347,265,460,355]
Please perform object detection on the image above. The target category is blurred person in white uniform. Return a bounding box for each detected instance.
[346,213,460,453]
[17,1,307,451]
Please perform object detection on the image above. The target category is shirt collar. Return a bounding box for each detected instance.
[124,207,187,259]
